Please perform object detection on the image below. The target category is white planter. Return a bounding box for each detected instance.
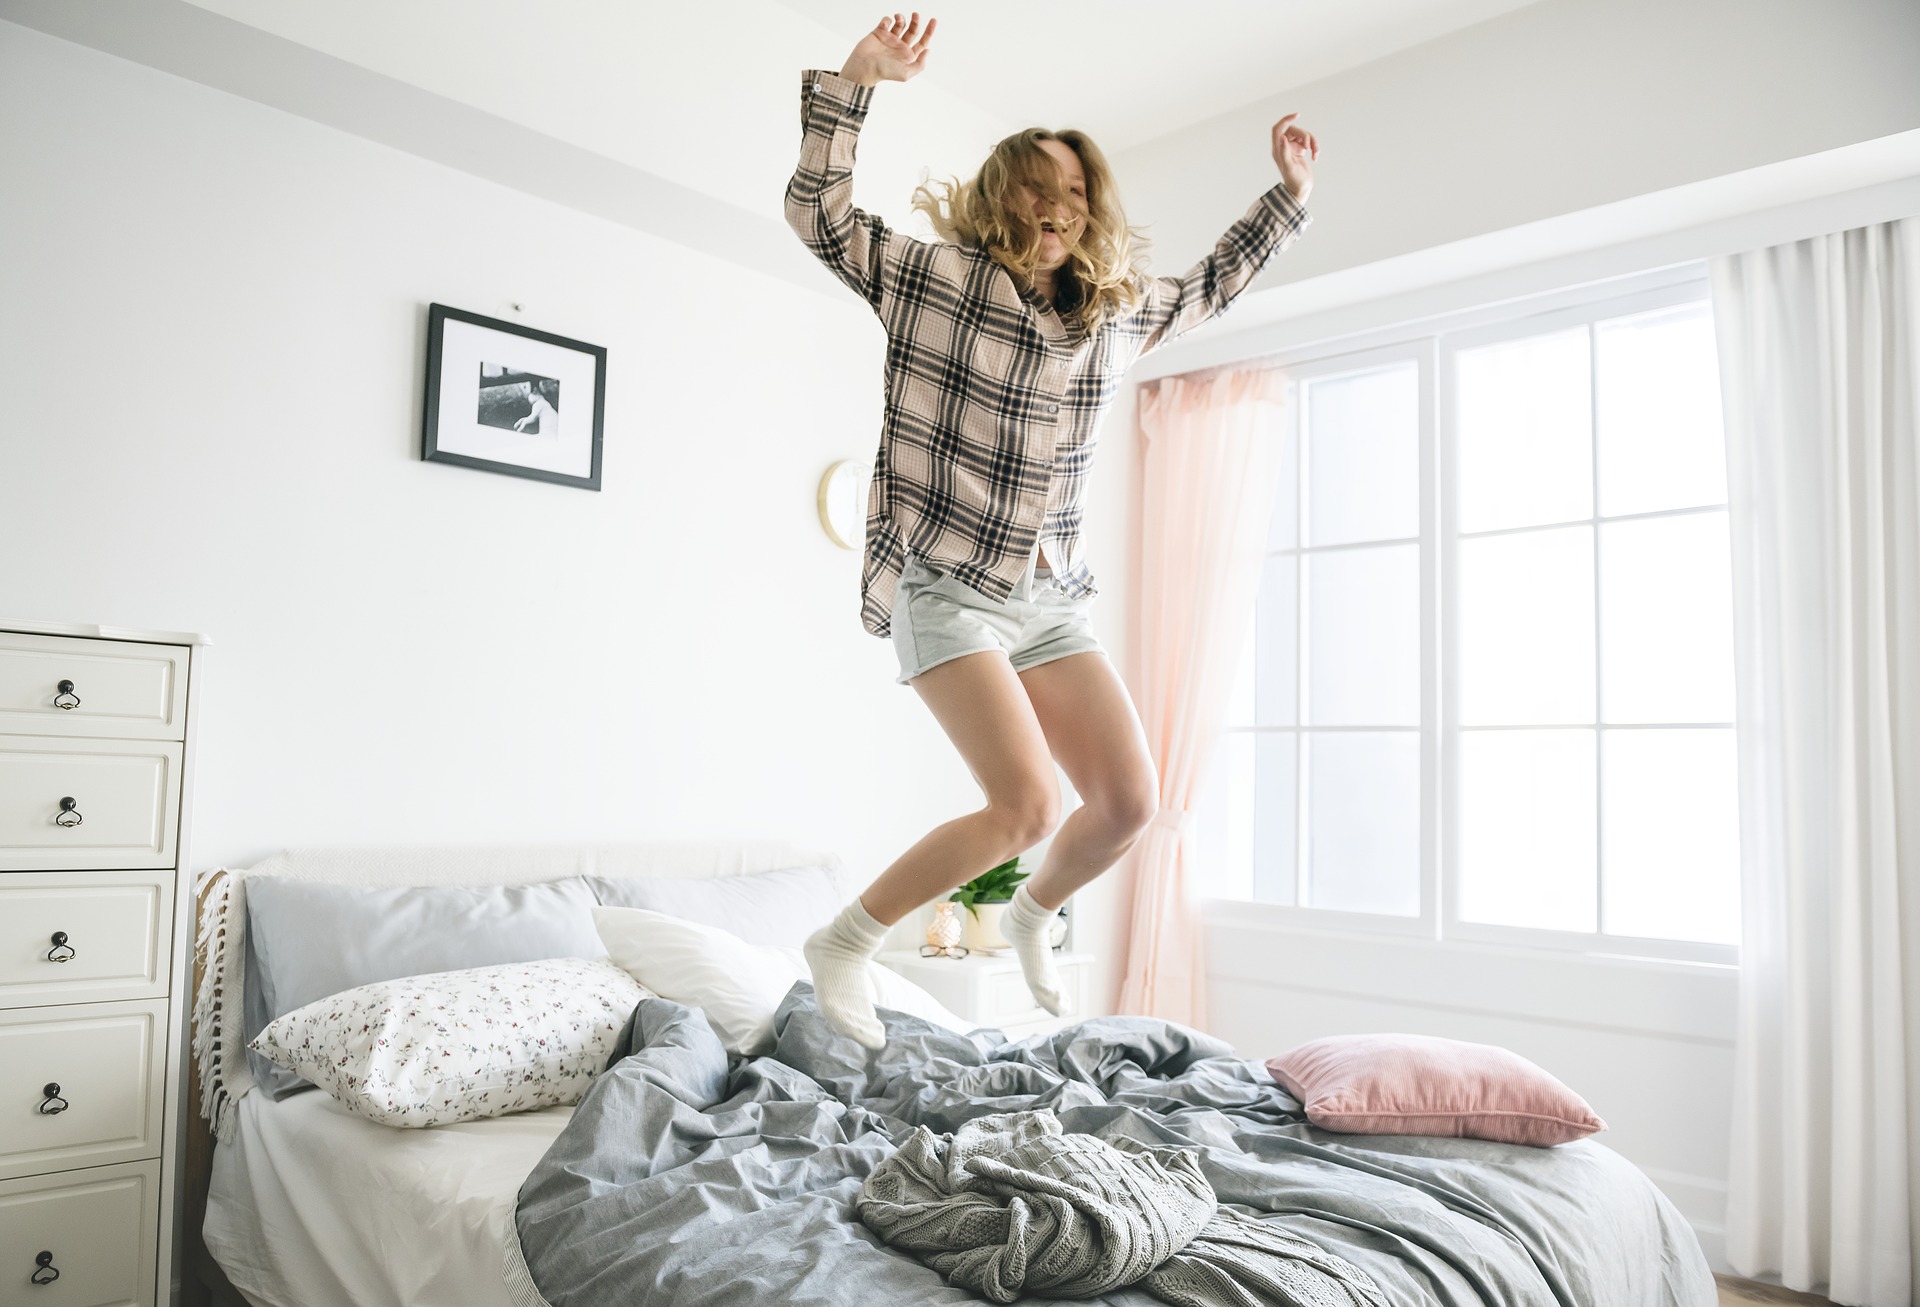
[961,900,1011,953]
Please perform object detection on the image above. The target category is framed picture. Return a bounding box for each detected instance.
[422,303,606,491]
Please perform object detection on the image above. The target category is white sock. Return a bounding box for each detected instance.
[803,898,889,1049]
[1003,885,1071,1017]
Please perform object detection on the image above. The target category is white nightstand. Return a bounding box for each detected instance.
[879,950,1094,1040]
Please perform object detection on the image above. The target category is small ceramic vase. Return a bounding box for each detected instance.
[926,901,964,952]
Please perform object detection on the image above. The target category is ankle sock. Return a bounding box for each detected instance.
[803,898,889,1049]
[1003,885,1071,1017]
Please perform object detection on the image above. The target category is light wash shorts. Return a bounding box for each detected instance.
[892,553,1104,685]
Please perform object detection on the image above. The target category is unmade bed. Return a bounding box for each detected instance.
[191,843,1715,1307]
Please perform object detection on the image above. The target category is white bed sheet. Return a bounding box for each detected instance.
[204,1086,565,1307]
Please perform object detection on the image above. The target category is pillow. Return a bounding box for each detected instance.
[592,906,971,1056]
[244,876,606,1099]
[1266,1033,1606,1147]
[248,957,646,1128]
[588,866,842,947]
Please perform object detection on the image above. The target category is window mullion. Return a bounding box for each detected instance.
[1294,384,1309,909]
[1589,322,1606,939]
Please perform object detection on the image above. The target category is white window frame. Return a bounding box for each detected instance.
[1204,264,1737,966]
[1226,338,1438,942]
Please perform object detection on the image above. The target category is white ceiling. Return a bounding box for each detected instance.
[168,0,1547,222]
[773,0,1550,151]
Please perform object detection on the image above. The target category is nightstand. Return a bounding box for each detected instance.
[879,950,1093,1040]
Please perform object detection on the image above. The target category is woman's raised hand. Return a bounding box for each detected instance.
[840,12,937,87]
[1270,113,1319,202]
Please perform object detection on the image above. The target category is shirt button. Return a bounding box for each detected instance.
[1046,404,1059,413]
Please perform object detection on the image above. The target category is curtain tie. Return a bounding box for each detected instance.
[1151,808,1193,835]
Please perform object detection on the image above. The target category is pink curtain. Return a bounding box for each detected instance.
[1119,369,1290,1027]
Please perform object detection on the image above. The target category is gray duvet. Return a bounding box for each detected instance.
[515,987,1715,1306]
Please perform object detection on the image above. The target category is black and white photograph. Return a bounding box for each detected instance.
[476,364,561,437]
[422,303,604,489]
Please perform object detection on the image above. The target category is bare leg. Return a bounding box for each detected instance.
[1017,652,1159,906]
[997,652,1158,1012]
[807,650,1060,1046]
[858,650,1063,923]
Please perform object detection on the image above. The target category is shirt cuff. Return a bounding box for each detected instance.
[802,68,875,122]
[1254,180,1312,236]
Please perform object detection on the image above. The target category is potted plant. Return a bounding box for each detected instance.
[950,857,1027,953]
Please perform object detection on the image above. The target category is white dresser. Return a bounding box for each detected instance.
[0,623,204,1307]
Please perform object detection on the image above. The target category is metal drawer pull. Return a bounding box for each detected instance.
[31,1251,59,1285]
[53,680,80,710]
[47,931,75,963]
[54,797,82,828]
[38,1083,68,1115]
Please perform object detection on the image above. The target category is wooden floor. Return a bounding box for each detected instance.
[1717,1274,1837,1305]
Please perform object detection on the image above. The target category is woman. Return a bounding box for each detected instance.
[790,13,1317,1047]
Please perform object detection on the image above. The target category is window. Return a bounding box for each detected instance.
[1198,280,1739,961]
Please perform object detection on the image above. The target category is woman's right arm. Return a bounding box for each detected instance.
[783,14,937,310]
[784,70,889,308]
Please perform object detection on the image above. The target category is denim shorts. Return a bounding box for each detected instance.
[892,553,1104,685]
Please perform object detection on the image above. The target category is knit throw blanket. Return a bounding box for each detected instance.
[856,1110,1385,1306]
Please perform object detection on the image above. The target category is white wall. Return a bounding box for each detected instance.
[0,21,1139,1002]
[1114,0,1920,285]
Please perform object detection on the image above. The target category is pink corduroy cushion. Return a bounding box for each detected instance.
[1266,1033,1606,1147]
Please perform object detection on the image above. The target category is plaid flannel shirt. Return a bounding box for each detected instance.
[787,69,1311,638]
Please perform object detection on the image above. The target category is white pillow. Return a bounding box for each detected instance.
[248,957,646,1128]
[592,906,973,1055]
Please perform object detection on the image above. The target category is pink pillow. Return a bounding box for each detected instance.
[1266,1033,1606,1147]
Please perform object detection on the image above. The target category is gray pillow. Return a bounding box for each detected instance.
[587,866,841,948]
[243,875,605,1099]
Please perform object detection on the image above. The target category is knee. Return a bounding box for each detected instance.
[1099,772,1160,845]
[989,777,1062,852]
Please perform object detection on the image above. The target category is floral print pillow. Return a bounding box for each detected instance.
[249,957,648,1128]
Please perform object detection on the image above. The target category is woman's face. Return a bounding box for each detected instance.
[1019,138,1087,271]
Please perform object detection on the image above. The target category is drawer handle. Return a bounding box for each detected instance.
[31,1250,60,1285]
[53,680,81,710]
[54,797,82,828]
[38,1083,68,1115]
[47,932,75,963]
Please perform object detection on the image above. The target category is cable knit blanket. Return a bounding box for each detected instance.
[857,1110,1385,1306]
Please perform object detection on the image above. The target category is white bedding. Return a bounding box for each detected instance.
[204,1085,562,1307]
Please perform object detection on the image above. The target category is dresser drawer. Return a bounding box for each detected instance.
[0,1160,158,1307]
[0,1000,167,1181]
[0,738,181,872]
[0,873,172,1007]
[0,633,188,742]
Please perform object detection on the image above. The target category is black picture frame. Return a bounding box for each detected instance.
[421,303,606,491]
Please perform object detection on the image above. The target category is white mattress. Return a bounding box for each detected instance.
[204,1086,566,1307]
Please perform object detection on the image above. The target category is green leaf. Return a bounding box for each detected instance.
[953,856,1028,909]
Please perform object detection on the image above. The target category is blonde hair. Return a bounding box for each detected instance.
[912,128,1148,332]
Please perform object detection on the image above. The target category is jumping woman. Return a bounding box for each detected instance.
[792,13,1317,1047]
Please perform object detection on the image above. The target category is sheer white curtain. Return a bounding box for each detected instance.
[1712,217,1920,1307]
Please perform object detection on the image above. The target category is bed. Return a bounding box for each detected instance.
[189,842,1716,1307]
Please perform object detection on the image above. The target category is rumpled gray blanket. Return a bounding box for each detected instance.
[858,1109,1385,1306]
[516,986,1717,1306]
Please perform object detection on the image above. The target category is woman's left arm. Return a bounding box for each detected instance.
[1122,114,1318,357]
